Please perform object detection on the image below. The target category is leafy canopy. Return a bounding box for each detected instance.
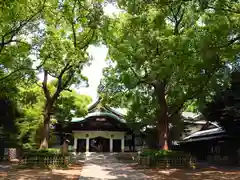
[99,0,240,129]
[17,83,91,147]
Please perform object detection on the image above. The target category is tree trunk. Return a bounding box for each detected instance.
[40,105,52,149]
[157,110,169,150]
[154,81,169,150]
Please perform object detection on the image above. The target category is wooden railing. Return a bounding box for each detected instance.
[19,156,71,168]
[138,155,196,168]
[207,155,238,165]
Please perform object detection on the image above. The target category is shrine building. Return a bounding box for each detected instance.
[55,98,144,153]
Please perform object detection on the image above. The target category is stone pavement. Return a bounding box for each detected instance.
[79,153,150,180]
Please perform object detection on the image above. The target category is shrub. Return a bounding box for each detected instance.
[19,148,70,168]
[140,149,188,159]
[139,149,195,168]
[22,148,66,157]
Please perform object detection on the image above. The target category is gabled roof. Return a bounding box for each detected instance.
[181,127,226,142]
[69,97,126,124]
[88,97,125,118]
[71,112,126,124]
[183,127,225,140]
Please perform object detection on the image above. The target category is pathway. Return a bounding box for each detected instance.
[79,153,150,180]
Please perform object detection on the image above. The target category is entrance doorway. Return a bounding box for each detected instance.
[113,139,121,152]
[77,139,86,152]
[90,137,110,152]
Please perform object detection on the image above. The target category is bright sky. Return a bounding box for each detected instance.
[77,44,108,101]
[77,4,123,102]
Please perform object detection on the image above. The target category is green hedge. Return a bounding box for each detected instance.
[139,149,195,168]
[140,149,189,158]
[22,148,67,157]
[20,148,70,168]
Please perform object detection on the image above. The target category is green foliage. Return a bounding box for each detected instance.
[55,91,92,123]
[140,149,187,158]
[36,0,104,88]
[200,70,240,134]
[22,148,63,157]
[16,84,44,147]
[0,0,102,148]
[139,149,195,168]
[16,84,91,147]
[99,0,240,140]
[0,77,21,148]
[0,0,45,83]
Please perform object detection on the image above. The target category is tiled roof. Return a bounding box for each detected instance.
[183,127,225,141]
[69,112,126,124]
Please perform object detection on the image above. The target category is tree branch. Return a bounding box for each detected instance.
[62,70,74,90]
[79,29,95,50]
[207,5,240,15]
[50,62,73,102]
[129,64,152,87]
[0,0,46,53]
[0,68,28,81]
[42,69,51,101]
[129,65,141,82]
[227,35,240,47]
[71,0,77,48]
[0,65,39,81]
[168,55,222,118]
[168,2,184,35]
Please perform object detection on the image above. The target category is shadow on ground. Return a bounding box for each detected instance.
[129,163,240,180]
[1,153,240,180]
[79,153,149,180]
[0,163,82,180]
[79,153,240,180]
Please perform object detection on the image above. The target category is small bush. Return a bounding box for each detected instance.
[139,149,195,168]
[140,149,188,159]
[22,148,67,157]
[20,148,70,168]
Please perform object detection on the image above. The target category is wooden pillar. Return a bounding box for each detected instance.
[74,138,77,152]
[86,138,89,152]
[110,138,113,152]
[62,140,69,154]
[132,133,135,152]
[121,138,125,152]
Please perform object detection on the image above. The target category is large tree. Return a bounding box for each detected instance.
[30,0,103,148]
[1,0,103,148]
[99,0,240,150]
[17,83,91,148]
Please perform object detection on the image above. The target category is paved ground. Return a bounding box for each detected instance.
[79,153,150,180]
[78,153,240,180]
[1,154,240,179]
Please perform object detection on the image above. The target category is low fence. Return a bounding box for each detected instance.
[114,152,196,168]
[115,152,139,162]
[19,155,71,168]
[207,155,238,165]
[138,155,196,168]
